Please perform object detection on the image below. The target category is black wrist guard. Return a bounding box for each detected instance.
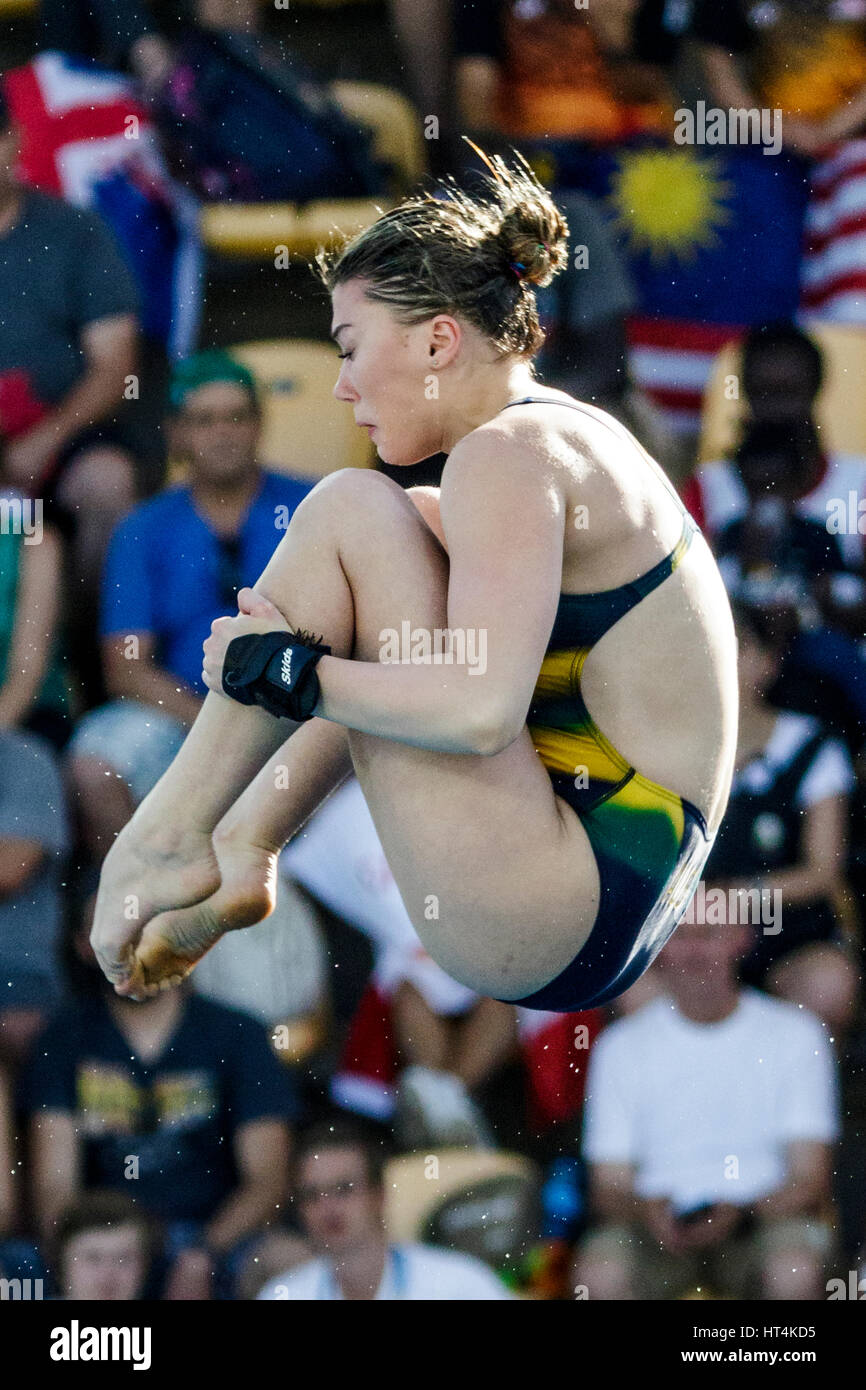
[222,630,330,721]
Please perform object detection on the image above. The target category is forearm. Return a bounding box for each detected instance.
[753,1174,827,1220]
[714,869,842,907]
[110,664,203,728]
[0,673,42,727]
[698,45,758,111]
[217,718,353,854]
[822,86,866,142]
[49,363,132,451]
[204,1180,285,1255]
[314,654,504,754]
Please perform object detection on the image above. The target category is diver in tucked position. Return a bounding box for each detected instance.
[91,152,737,1011]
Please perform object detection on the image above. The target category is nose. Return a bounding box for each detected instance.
[333,359,359,404]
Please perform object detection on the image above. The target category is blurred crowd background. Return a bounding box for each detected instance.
[1,0,866,1301]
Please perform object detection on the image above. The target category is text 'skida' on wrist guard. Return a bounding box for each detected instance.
[222,629,330,721]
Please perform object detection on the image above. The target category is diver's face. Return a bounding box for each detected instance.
[331,279,447,466]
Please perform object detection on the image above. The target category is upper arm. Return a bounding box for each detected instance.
[102,631,157,694]
[802,794,849,881]
[439,429,566,745]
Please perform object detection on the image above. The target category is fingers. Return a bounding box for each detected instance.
[238,586,286,621]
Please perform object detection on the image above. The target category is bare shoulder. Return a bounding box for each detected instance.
[440,420,571,538]
[444,395,595,491]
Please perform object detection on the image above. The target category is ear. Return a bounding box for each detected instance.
[166,415,188,457]
[426,314,461,369]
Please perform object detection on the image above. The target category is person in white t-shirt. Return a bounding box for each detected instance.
[573,915,840,1301]
[256,1120,512,1301]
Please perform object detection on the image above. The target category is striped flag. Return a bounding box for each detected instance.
[802,137,866,322]
[626,317,745,436]
[2,51,201,357]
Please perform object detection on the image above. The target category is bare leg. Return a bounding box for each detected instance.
[392,981,451,1070]
[450,997,518,1090]
[94,468,598,1002]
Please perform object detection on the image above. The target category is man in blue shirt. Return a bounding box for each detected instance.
[67,349,312,859]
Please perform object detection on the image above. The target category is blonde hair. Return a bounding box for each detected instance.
[317,148,569,357]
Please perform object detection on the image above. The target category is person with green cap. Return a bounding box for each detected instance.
[66,349,312,861]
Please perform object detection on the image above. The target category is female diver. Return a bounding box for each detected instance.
[91,152,738,1011]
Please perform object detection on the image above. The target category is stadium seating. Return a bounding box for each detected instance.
[200,81,424,260]
[230,339,376,477]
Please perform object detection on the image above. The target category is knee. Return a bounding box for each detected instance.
[305,465,402,512]
[68,752,120,789]
[57,447,137,515]
[406,485,446,547]
[759,1243,826,1300]
[294,466,430,543]
[769,946,860,1033]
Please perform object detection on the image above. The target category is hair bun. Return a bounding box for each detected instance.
[498,201,568,289]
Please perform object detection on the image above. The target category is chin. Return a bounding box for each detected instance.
[377,438,437,469]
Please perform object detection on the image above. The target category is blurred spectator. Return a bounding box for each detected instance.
[23,888,299,1299]
[39,0,173,92]
[52,1191,155,1301]
[153,3,380,203]
[714,420,852,613]
[684,323,866,573]
[66,349,311,860]
[257,1119,512,1300]
[703,603,860,1036]
[534,190,635,410]
[684,323,866,746]
[0,86,139,606]
[0,730,70,1068]
[454,0,685,157]
[575,917,840,1300]
[0,482,71,751]
[692,0,866,156]
[191,872,327,1047]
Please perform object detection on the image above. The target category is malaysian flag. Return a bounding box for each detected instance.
[580,140,811,433]
[2,51,202,357]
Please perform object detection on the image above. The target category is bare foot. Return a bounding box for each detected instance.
[91,825,222,992]
[123,832,279,998]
